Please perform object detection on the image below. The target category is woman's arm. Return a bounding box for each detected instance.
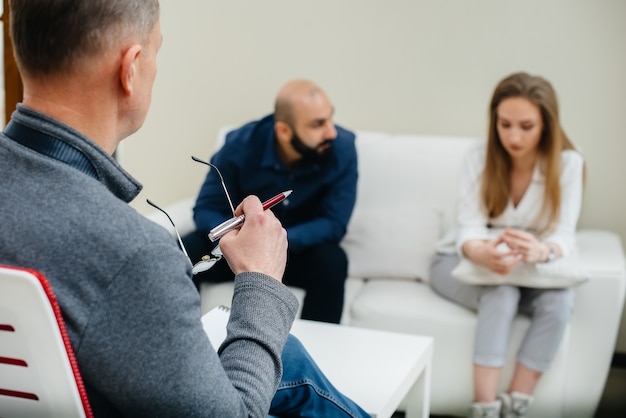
[462,237,522,274]
[500,151,584,262]
[542,150,585,257]
[455,147,523,273]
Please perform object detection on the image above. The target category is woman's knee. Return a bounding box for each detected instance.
[429,254,458,292]
[479,285,520,318]
[535,289,575,323]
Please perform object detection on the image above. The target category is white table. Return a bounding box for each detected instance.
[291,320,433,418]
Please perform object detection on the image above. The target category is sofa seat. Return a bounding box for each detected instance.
[350,279,568,417]
[347,228,624,418]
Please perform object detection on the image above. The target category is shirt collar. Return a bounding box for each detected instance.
[259,130,324,174]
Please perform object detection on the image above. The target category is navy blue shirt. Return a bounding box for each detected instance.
[193,114,358,253]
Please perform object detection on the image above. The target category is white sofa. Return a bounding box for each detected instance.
[146,129,626,418]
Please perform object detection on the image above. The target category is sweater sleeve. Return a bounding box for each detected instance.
[78,242,298,417]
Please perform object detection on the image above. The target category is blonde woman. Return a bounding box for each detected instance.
[430,72,584,418]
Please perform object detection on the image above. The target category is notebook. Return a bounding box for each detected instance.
[201,305,230,351]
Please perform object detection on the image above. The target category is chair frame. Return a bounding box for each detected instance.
[0,264,93,418]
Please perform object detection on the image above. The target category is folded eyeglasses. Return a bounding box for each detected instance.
[147,156,236,275]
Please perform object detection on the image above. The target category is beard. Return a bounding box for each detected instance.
[290,131,334,164]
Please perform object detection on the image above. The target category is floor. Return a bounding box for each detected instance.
[594,362,626,417]
[391,357,626,417]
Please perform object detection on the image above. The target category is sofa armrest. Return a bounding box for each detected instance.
[564,229,626,417]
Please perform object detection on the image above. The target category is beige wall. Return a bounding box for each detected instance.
[120,0,626,350]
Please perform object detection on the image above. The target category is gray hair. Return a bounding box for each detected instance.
[10,0,160,76]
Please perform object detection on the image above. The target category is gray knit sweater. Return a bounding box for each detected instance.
[0,105,299,417]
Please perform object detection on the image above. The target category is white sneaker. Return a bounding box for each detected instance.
[468,400,502,418]
[498,392,534,418]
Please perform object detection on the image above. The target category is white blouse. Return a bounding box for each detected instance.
[439,143,584,258]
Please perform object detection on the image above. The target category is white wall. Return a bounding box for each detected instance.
[121,0,626,350]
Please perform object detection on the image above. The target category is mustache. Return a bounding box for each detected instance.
[317,139,334,150]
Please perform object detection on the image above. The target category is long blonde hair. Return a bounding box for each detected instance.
[482,72,577,230]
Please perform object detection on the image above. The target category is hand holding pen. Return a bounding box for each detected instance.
[150,157,292,278]
[217,195,288,281]
[191,155,292,242]
[208,190,292,241]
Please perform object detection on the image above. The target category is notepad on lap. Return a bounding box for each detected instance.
[201,305,230,351]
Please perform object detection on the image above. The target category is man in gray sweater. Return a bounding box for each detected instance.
[0,1,368,417]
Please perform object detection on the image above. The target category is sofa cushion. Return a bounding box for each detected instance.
[341,205,440,281]
[452,255,589,288]
[339,131,481,281]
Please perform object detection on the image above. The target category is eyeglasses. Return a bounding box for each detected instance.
[191,155,236,217]
[147,156,234,276]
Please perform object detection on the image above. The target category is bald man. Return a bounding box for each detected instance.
[184,79,358,323]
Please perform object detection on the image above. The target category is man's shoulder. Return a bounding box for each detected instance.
[332,124,357,158]
[224,114,274,146]
[335,124,356,141]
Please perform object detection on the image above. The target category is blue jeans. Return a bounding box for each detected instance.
[269,334,370,417]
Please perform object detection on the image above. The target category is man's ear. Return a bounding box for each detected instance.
[275,121,293,142]
[119,44,142,96]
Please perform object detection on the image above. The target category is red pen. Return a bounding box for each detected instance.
[208,190,292,242]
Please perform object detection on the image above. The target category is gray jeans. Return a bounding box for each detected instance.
[429,253,575,372]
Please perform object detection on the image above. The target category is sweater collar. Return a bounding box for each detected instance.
[5,104,142,203]
[4,119,99,179]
